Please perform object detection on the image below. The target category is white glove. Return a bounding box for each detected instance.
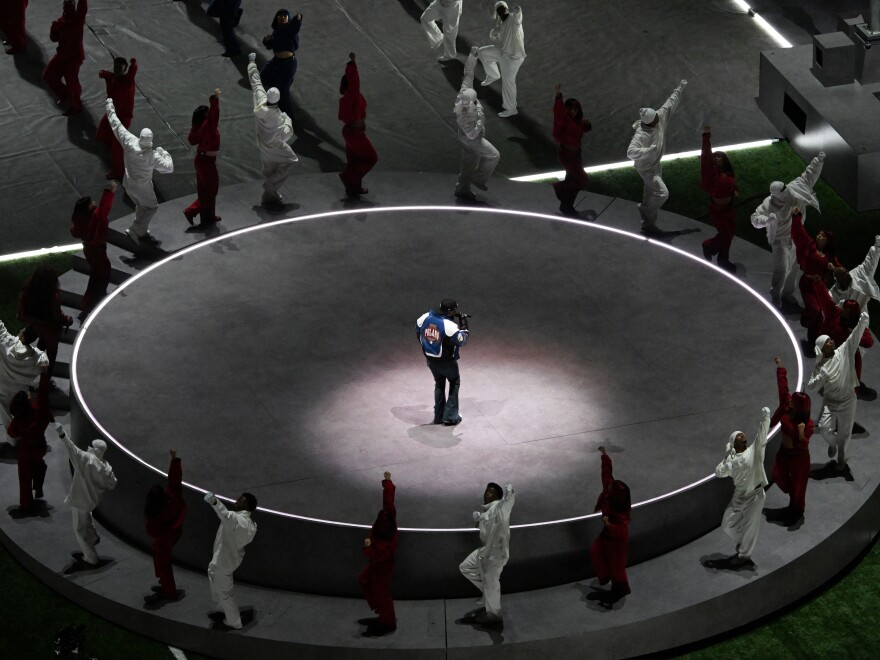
[505,483,514,495]
[105,98,115,112]
[861,311,870,323]
[761,406,771,418]
[54,422,66,438]
[818,151,826,162]
[874,235,880,248]
[768,212,777,222]
[248,52,256,63]
[472,511,481,522]
[204,492,216,504]
[679,79,687,88]
[470,46,479,57]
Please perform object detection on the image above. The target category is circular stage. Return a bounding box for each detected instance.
[71,203,801,596]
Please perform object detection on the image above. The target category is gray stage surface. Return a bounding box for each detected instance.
[0,0,799,254]
[74,203,798,528]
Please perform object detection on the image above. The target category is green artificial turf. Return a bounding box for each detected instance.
[0,543,202,660]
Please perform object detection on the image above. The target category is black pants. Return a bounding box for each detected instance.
[427,359,460,424]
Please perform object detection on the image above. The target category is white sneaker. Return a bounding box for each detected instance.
[498,109,517,118]
[125,229,142,244]
[481,76,500,86]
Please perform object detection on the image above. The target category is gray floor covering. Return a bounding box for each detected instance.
[2,173,879,658]
[74,174,801,528]
[0,0,811,254]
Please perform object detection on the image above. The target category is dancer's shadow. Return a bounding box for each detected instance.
[0,442,17,462]
[63,555,113,575]
[642,227,700,243]
[207,607,255,631]
[11,37,48,93]
[251,202,300,222]
[810,461,855,482]
[699,553,757,574]
[7,501,51,519]
[407,423,462,449]
[453,607,505,645]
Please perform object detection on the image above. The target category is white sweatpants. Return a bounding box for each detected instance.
[770,238,798,302]
[636,167,668,228]
[262,160,296,199]
[456,136,500,194]
[477,46,525,112]
[208,563,241,628]
[818,394,858,466]
[421,0,462,59]
[459,549,507,618]
[721,486,765,559]
[124,177,159,238]
[72,508,99,565]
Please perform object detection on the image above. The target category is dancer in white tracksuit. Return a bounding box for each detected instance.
[421,0,462,62]
[106,98,174,245]
[750,152,825,307]
[0,322,48,428]
[459,482,515,627]
[477,2,525,118]
[247,53,298,207]
[810,311,870,471]
[831,236,880,310]
[56,423,117,566]
[204,491,257,629]
[626,80,686,234]
[709,406,771,568]
[454,46,499,200]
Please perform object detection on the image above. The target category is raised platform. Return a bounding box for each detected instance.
[2,172,879,658]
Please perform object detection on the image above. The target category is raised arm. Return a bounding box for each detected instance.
[498,483,516,516]
[843,311,871,359]
[461,47,478,93]
[126,58,138,83]
[756,406,771,448]
[167,452,183,497]
[247,59,267,108]
[207,93,220,132]
[345,59,360,97]
[659,80,686,118]
[699,129,715,193]
[790,211,812,264]
[105,99,140,151]
[0,320,16,351]
[381,474,396,513]
[510,6,523,24]
[77,0,89,21]
[205,493,238,522]
[794,152,825,191]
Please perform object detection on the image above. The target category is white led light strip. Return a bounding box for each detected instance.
[732,0,793,48]
[0,243,81,264]
[70,205,803,531]
[510,139,779,183]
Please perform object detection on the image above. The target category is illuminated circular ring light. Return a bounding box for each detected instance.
[71,205,804,531]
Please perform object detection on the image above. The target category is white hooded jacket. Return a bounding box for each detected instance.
[715,407,771,494]
[626,82,685,172]
[106,98,174,194]
[751,155,824,244]
[809,311,870,400]
[209,498,257,573]
[490,3,525,59]
[247,62,298,165]
[455,51,485,141]
[830,236,880,311]
[61,429,117,512]
[0,321,49,424]
[476,483,515,562]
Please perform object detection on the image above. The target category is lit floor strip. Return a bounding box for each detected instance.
[732,0,793,48]
[510,139,779,182]
[0,243,82,264]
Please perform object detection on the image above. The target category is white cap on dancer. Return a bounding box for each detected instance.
[267,87,281,105]
[138,128,153,149]
[640,108,657,124]
[494,1,509,13]
[726,430,743,453]
[769,181,787,200]
[815,334,831,358]
[89,439,108,460]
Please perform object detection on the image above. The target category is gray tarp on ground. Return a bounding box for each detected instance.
[0,0,859,253]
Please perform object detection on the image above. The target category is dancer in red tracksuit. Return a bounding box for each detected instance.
[768,357,813,526]
[552,84,591,217]
[790,209,841,351]
[338,53,378,198]
[6,373,52,514]
[1,0,29,54]
[143,450,187,605]
[43,0,87,115]
[359,471,397,636]
[96,57,138,179]
[589,446,631,605]
[18,266,72,376]
[70,182,116,321]
[184,90,222,228]
[699,125,738,273]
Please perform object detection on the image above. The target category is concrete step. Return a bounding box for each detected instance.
[71,253,132,285]
[59,306,81,345]
[107,228,169,259]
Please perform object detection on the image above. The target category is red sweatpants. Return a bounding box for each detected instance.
[553,148,589,207]
[358,564,395,628]
[771,449,810,514]
[43,55,83,111]
[1,0,28,52]
[81,244,111,317]
[96,115,130,176]
[589,532,629,592]
[18,453,47,508]
[799,276,824,344]
[151,536,178,596]
[340,127,378,192]
[184,154,219,222]
[701,202,735,263]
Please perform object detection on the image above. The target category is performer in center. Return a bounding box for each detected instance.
[416,298,469,426]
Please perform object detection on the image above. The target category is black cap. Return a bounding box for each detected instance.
[440,298,458,312]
